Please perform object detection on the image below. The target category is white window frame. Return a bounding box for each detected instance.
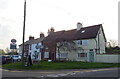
[78,53,87,58]
[82,40,89,45]
[44,52,49,58]
[60,53,68,58]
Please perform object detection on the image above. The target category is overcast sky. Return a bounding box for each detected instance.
[0,0,119,50]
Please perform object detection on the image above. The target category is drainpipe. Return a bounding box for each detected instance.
[94,39,98,53]
[98,31,100,54]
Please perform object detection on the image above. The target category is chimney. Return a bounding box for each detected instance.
[40,32,45,38]
[77,22,82,30]
[29,36,34,40]
[50,27,55,32]
[48,27,55,35]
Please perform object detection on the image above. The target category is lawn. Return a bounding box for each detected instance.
[2,61,120,70]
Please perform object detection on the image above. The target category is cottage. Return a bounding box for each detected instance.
[43,23,106,62]
[19,23,106,62]
[19,33,45,61]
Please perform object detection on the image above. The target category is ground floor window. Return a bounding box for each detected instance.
[78,53,87,57]
[60,53,68,58]
[44,52,49,58]
[56,53,68,58]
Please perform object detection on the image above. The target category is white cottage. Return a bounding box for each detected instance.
[19,33,44,61]
[43,23,106,62]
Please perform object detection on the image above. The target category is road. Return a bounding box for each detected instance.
[1,67,120,79]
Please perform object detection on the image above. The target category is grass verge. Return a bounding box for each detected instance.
[2,61,120,70]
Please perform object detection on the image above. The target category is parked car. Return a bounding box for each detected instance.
[11,55,21,62]
[5,55,11,63]
[18,55,21,61]
[1,56,6,64]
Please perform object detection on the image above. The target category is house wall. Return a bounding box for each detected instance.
[18,42,42,61]
[57,27,106,62]
[67,50,77,61]
[75,39,97,50]
[18,46,22,56]
[95,27,106,54]
[29,43,42,60]
[95,54,120,63]
[75,50,89,62]
[66,39,96,62]
[57,39,96,61]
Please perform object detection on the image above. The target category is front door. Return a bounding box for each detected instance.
[89,52,94,62]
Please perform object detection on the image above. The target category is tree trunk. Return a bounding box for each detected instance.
[58,47,60,61]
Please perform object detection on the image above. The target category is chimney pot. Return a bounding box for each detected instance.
[77,22,82,30]
[40,32,45,38]
[29,36,34,40]
[48,27,55,35]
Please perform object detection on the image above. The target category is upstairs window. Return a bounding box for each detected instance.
[77,40,89,45]
[82,40,88,45]
[77,40,82,45]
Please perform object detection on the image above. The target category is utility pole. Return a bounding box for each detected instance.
[22,0,26,65]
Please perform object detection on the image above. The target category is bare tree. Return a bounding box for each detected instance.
[5,47,11,54]
[109,40,118,47]
[106,42,111,47]
[0,49,5,55]
[56,41,77,61]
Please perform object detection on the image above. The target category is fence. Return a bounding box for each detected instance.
[95,54,120,63]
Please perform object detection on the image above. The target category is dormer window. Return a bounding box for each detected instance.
[81,30,85,33]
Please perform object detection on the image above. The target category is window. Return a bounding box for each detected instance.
[90,49,93,51]
[81,30,85,33]
[46,47,48,49]
[44,52,49,58]
[60,53,68,58]
[77,40,82,45]
[78,53,87,57]
[77,40,88,45]
[82,40,88,45]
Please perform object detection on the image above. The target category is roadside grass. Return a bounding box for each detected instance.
[2,61,120,70]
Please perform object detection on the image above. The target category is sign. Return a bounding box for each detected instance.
[10,43,17,49]
[10,39,17,49]
[11,39,17,43]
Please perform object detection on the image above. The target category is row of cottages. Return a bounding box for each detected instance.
[19,33,44,61]
[43,23,106,62]
[19,22,106,62]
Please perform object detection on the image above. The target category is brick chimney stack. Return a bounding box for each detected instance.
[40,32,45,38]
[77,22,82,30]
[48,27,55,35]
[29,36,34,40]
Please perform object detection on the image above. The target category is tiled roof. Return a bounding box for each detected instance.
[19,37,44,46]
[43,24,105,47]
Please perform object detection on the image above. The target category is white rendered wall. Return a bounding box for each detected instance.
[95,54,120,63]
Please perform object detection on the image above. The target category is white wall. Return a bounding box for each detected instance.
[95,27,106,54]
[56,26,106,62]
[18,46,22,56]
[29,43,42,60]
[95,54,120,63]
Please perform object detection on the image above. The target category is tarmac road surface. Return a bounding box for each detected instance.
[1,67,120,79]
